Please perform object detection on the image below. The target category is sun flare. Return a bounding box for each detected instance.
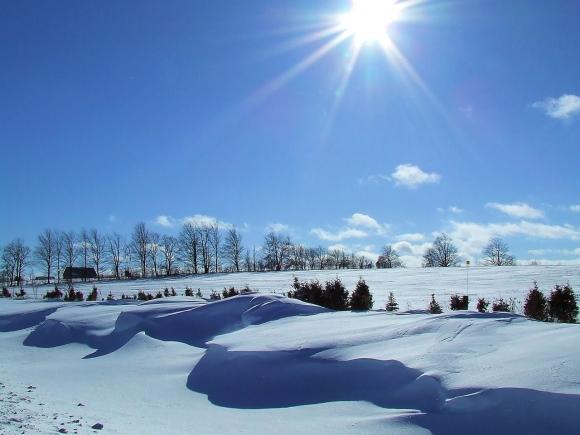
[340,0,402,43]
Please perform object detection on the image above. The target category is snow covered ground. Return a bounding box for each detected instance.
[1,267,580,434]
[21,265,580,313]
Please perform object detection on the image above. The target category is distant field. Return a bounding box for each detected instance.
[19,265,580,313]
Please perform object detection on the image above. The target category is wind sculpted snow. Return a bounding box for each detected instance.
[1,293,580,434]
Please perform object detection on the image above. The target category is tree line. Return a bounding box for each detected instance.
[1,222,516,286]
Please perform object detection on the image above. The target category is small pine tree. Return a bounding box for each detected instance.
[549,284,578,323]
[155,291,163,299]
[2,286,11,298]
[385,292,399,312]
[350,279,373,310]
[428,294,443,314]
[195,288,202,298]
[15,288,26,298]
[523,282,547,321]
[476,298,489,313]
[106,292,114,301]
[322,278,349,310]
[171,288,177,297]
[87,286,98,301]
[185,287,194,297]
[163,288,170,297]
[222,287,240,298]
[449,294,469,310]
[209,290,221,300]
[492,298,511,312]
[75,290,84,301]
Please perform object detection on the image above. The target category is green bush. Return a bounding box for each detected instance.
[428,294,442,314]
[350,279,373,310]
[385,292,398,312]
[524,282,548,321]
[549,284,578,323]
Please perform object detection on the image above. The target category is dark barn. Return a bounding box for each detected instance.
[63,267,97,280]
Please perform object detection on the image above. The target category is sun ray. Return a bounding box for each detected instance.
[244,31,351,109]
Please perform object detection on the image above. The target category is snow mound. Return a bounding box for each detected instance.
[22,294,328,356]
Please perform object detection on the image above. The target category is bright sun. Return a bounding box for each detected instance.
[340,0,401,43]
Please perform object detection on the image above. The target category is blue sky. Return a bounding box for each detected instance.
[1,0,579,266]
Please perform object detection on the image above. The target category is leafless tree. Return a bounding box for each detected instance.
[376,245,404,269]
[482,238,515,266]
[62,231,77,284]
[160,235,178,276]
[328,248,343,270]
[131,222,150,277]
[149,231,161,277]
[79,229,90,281]
[223,228,244,272]
[199,225,212,274]
[107,233,124,280]
[89,229,106,279]
[35,229,56,284]
[423,233,460,267]
[263,232,291,271]
[2,239,30,287]
[209,224,221,273]
[54,232,64,284]
[244,249,252,272]
[180,222,199,274]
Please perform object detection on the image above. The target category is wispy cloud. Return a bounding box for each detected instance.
[571,205,580,213]
[532,94,580,120]
[486,202,544,219]
[154,214,233,229]
[311,227,368,242]
[155,215,174,228]
[391,164,441,189]
[358,174,391,185]
[266,223,290,234]
[448,220,580,258]
[395,233,425,242]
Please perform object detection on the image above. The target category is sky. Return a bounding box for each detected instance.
[1,0,579,267]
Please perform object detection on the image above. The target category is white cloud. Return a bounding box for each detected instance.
[449,206,463,214]
[266,223,289,234]
[155,214,233,229]
[328,244,348,252]
[448,220,580,259]
[155,215,174,228]
[395,233,425,242]
[311,228,368,242]
[571,205,580,213]
[486,202,544,219]
[345,213,388,235]
[532,94,580,120]
[391,164,441,189]
[355,250,380,262]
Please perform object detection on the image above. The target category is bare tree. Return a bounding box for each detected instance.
[62,231,77,284]
[2,239,30,287]
[89,229,106,279]
[482,237,515,266]
[149,231,161,277]
[160,235,178,276]
[199,225,212,274]
[107,233,124,280]
[209,224,221,273]
[328,248,343,270]
[263,232,291,271]
[423,233,460,267]
[54,232,64,284]
[180,222,199,274]
[223,228,243,272]
[244,248,252,272]
[35,229,56,284]
[79,229,90,281]
[131,222,150,277]
[376,245,404,269]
